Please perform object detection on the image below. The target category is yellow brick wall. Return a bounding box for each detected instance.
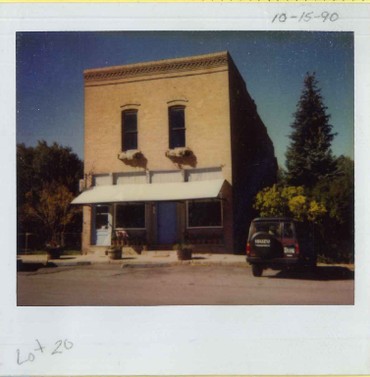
[80,53,277,254]
[82,53,240,253]
[84,67,232,182]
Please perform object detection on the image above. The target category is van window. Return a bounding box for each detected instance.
[249,220,295,240]
[282,222,294,238]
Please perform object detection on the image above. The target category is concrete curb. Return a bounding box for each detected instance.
[120,259,248,269]
[18,254,248,269]
[50,261,92,267]
[18,255,354,270]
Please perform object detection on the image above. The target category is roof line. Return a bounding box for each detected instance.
[84,51,230,83]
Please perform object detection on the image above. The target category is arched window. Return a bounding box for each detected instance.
[168,105,185,149]
[121,109,138,151]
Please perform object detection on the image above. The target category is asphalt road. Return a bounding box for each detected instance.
[17,263,354,306]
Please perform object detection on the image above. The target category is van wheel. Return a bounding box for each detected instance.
[252,265,263,277]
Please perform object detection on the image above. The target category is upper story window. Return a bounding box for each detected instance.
[168,106,186,149]
[122,110,138,151]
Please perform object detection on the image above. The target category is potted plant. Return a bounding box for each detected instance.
[106,245,122,260]
[106,232,123,260]
[45,240,63,260]
[173,243,193,261]
[116,230,129,246]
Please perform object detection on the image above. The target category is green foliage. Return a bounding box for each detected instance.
[254,156,354,263]
[17,141,83,246]
[311,156,354,262]
[254,184,326,223]
[287,195,307,222]
[254,185,285,217]
[313,155,354,224]
[17,140,83,195]
[276,165,287,186]
[23,183,78,242]
[307,200,327,222]
[286,73,336,187]
[277,73,353,262]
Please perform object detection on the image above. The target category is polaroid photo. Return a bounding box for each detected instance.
[0,2,369,376]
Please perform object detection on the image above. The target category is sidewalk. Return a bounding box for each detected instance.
[18,251,248,268]
[17,252,354,271]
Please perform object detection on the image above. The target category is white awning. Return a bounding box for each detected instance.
[72,179,226,205]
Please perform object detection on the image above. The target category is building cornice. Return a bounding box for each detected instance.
[84,51,229,83]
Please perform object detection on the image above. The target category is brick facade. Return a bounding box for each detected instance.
[76,51,277,254]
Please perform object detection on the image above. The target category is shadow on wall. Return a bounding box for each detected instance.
[166,154,197,168]
[119,154,148,169]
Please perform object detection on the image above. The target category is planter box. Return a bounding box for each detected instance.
[107,248,122,260]
[177,248,192,261]
[46,247,63,260]
[166,147,193,158]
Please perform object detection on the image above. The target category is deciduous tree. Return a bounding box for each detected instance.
[23,183,78,244]
[254,184,326,223]
[17,141,83,248]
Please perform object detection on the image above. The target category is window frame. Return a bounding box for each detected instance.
[168,105,186,149]
[186,199,223,229]
[121,109,138,151]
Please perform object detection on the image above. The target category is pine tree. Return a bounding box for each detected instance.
[285,73,336,187]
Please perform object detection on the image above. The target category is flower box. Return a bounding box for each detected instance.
[118,149,143,161]
[165,147,193,158]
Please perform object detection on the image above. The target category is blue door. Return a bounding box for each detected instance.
[157,202,177,244]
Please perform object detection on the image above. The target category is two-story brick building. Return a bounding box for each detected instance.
[72,51,277,254]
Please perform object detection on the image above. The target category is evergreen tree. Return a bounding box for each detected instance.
[286,73,336,187]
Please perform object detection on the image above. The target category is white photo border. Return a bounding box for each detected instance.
[1,2,369,375]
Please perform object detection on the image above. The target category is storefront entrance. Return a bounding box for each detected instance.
[93,205,112,246]
[157,202,178,245]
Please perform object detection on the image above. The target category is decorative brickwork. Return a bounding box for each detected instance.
[84,51,229,82]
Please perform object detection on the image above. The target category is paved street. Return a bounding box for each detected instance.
[17,263,354,306]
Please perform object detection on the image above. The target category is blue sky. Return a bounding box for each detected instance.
[16,31,354,166]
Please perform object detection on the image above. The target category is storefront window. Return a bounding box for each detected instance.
[116,203,145,229]
[187,200,222,228]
